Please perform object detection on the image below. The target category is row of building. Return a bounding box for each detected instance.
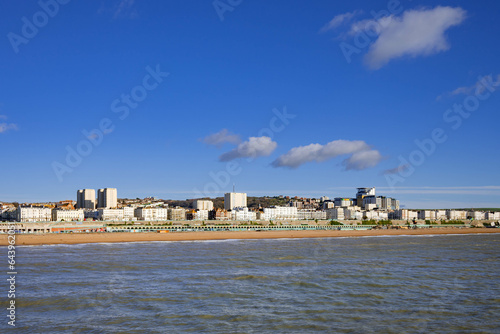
[390,209,500,221]
[3,204,499,223]
[2,187,498,223]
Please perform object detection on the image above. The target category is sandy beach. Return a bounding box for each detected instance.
[1,228,499,246]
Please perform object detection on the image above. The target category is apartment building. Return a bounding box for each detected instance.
[17,206,52,222]
[97,188,118,209]
[76,189,96,210]
[224,192,247,211]
[52,209,84,222]
[194,200,214,211]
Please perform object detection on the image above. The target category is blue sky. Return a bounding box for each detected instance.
[1,0,499,209]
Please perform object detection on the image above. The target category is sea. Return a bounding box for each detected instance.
[5,233,500,333]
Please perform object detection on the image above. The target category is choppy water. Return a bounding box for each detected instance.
[4,234,500,333]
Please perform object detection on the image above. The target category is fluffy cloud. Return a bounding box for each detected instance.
[0,115,17,134]
[271,139,382,170]
[363,6,466,69]
[203,129,241,147]
[438,74,500,100]
[320,10,362,33]
[0,123,18,134]
[219,136,277,161]
[342,150,383,170]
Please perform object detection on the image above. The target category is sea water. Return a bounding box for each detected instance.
[5,234,500,333]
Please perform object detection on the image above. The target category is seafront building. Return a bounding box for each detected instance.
[446,210,467,220]
[76,189,96,210]
[98,188,118,209]
[224,192,247,211]
[135,207,168,221]
[231,207,257,221]
[123,207,135,220]
[297,209,327,220]
[435,210,447,220]
[468,211,486,220]
[186,209,209,221]
[326,208,344,220]
[52,208,84,222]
[258,206,298,220]
[97,209,124,221]
[16,206,52,222]
[208,208,231,220]
[418,210,437,220]
[390,209,418,220]
[486,212,500,220]
[3,187,500,224]
[168,207,186,220]
[343,207,363,220]
[364,211,389,220]
[194,200,214,211]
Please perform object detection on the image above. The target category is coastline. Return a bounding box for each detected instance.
[1,228,499,246]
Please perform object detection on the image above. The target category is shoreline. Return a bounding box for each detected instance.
[1,228,499,246]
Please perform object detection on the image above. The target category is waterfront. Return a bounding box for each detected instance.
[7,234,500,333]
[2,227,500,246]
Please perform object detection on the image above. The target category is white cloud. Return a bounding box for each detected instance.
[361,6,466,69]
[0,123,18,134]
[342,149,383,170]
[438,74,500,100]
[219,136,277,161]
[272,139,382,170]
[320,10,362,33]
[203,129,241,147]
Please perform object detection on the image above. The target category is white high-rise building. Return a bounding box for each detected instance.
[224,192,247,211]
[194,200,214,211]
[98,188,117,209]
[77,189,96,210]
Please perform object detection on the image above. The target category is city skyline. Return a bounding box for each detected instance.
[4,185,500,211]
[1,1,499,209]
